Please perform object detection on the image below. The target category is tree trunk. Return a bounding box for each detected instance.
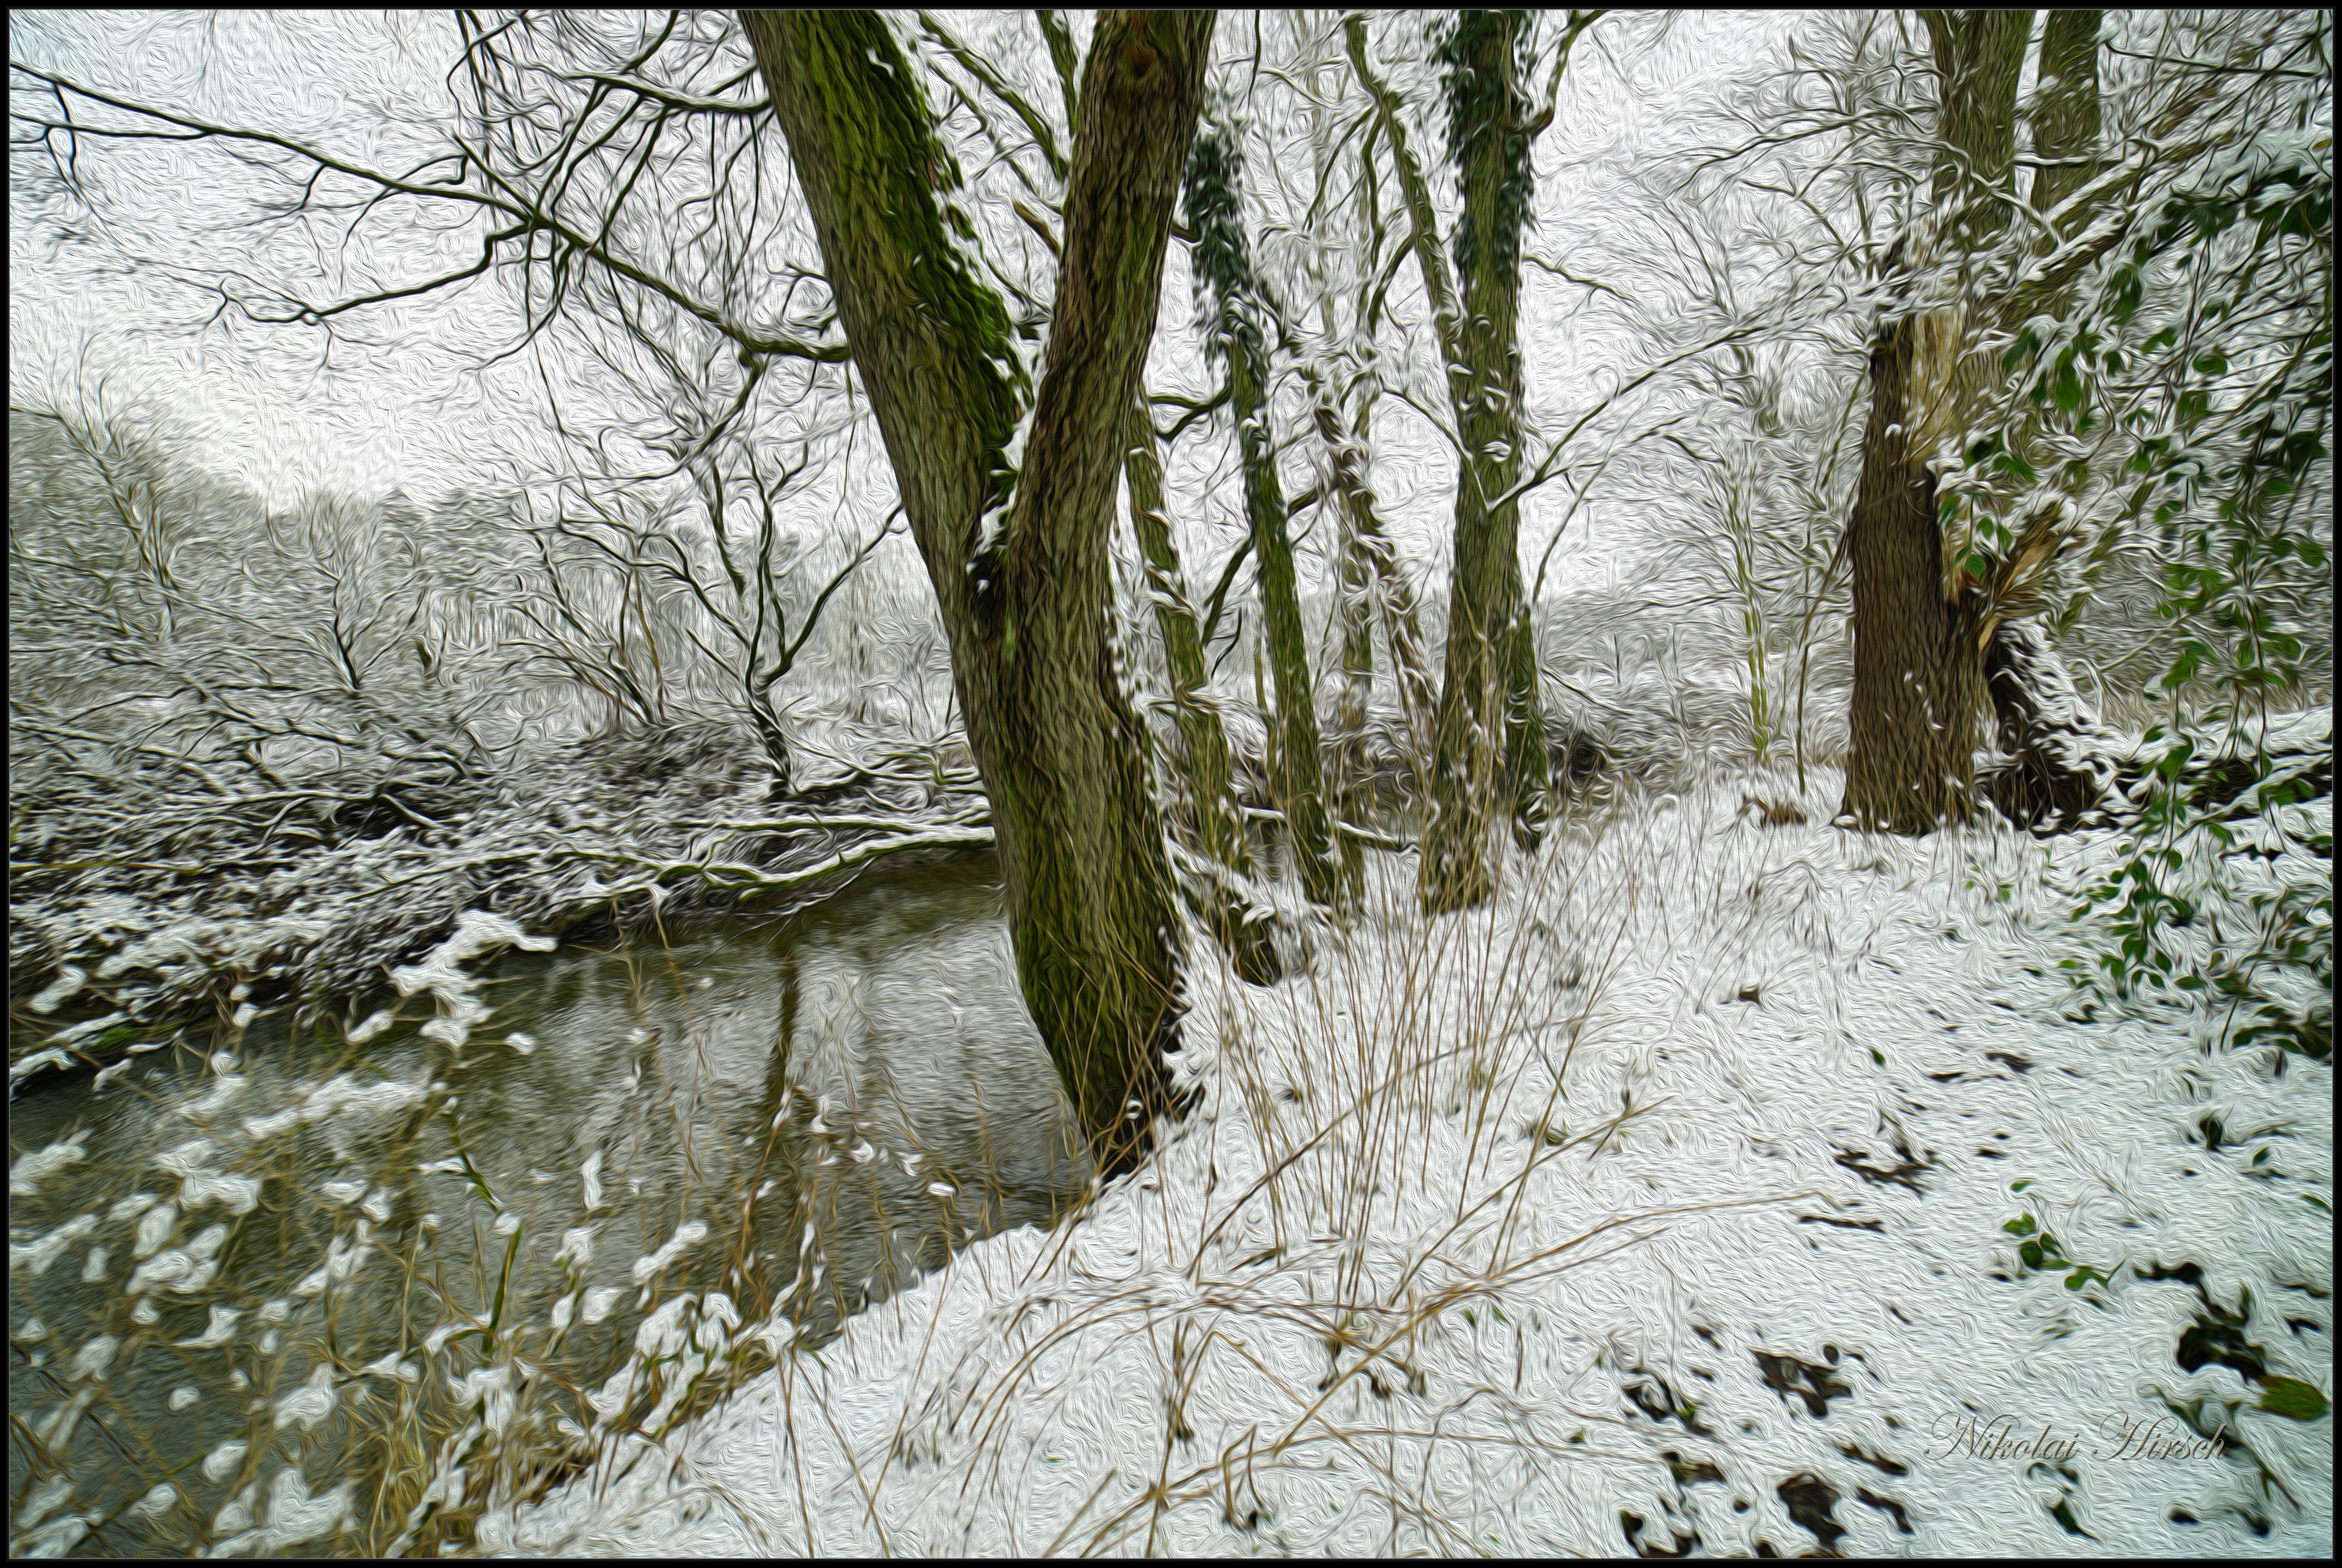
[1981,616,2117,831]
[1235,344,1338,907]
[1124,388,1280,981]
[1844,313,1990,833]
[1841,10,2030,833]
[1302,363,1439,781]
[1975,10,2114,832]
[1349,16,1547,909]
[1422,11,1545,908]
[747,10,1212,1172]
[1183,113,1339,908]
[1328,419,1376,908]
[2027,10,2104,233]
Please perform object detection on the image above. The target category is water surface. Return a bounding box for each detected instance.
[9,853,1087,1555]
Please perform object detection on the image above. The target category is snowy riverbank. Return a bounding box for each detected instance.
[477,766,2332,1557]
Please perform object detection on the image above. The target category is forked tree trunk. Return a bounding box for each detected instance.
[1423,10,1547,907]
[1347,15,1548,911]
[747,10,1212,1172]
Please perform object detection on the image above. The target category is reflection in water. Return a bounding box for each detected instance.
[8,853,1087,1555]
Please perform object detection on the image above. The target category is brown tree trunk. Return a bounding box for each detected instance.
[747,10,1213,1172]
[1842,10,2030,833]
[1842,315,1988,833]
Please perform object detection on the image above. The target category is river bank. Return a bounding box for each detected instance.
[10,725,992,1098]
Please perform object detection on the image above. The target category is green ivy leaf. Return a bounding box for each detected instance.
[2255,1376,2328,1422]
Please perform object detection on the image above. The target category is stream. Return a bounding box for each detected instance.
[9,852,1089,1555]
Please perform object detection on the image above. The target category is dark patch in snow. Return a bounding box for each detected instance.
[1624,1369,1714,1434]
[1983,1051,2034,1074]
[1619,1509,1696,1557]
[2176,1313,2271,1384]
[1774,1471,1846,1554]
[1838,1441,1907,1477]
[1830,1138,1932,1193]
[1753,1351,1851,1419]
[2137,1262,2277,1383]
[1662,1450,1725,1486]
[1855,1487,1913,1534]
[1974,1147,2008,1158]
[1798,1214,1883,1231]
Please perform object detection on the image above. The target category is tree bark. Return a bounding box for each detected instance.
[1976,9,2115,831]
[1234,340,1338,907]
[1842,10,2030,833]
[1349,16,1548,909]
[1301,362,1439,780]
[1327,411,1377,908]
[1124,388,1280,981]
[2027,10,2104,234]
[1423,12,1547,907]
[1844,314,1990,832]
[747,10,1212,1172]
[1183,113,1339,908]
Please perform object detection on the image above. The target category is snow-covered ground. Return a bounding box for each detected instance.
[476,766,2333,1558]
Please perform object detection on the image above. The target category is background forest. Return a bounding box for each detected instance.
[9,9,2332,1559]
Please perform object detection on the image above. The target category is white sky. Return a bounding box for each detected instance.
[9,10,1785,598]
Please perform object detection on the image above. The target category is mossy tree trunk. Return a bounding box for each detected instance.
[1182,111,1339,908]
[1124,388,1280,980]
[747,10,1213,1172]
[1350,15,1549,913]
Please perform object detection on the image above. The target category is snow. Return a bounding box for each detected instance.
[474,768,2330,1556]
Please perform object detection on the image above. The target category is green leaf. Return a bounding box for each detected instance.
[2003,1214,2039,1235]
[2011,1180,2033,1193]
[2255,1376,2328,1422]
